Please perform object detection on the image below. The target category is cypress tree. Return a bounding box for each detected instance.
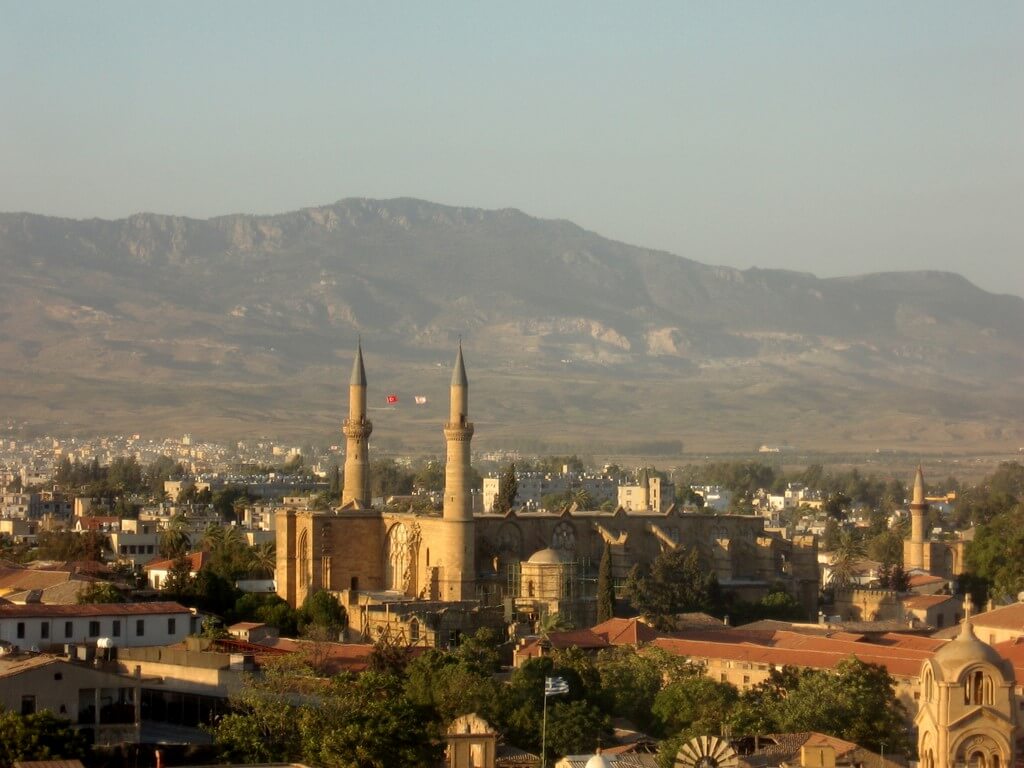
[597,541,615,622]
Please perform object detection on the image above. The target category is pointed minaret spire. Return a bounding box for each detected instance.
[350,337,367,387]
[913,465,925,505]
[341,341,372,507]
[441,341,475,601]
[451,341,468,387]
[908,465,928,571]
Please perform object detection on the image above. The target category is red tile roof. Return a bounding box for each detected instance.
[902,594,956,610]
[908,574,946,587]
[143,551,210,572]
[968,602,1024,631]
[590,617,660,645]
[0,601,189,619]
[651,631,934,678]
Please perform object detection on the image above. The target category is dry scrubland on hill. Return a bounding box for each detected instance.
[1,197,1023,453]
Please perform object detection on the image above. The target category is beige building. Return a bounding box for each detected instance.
[917,621,1017,768]
[904,467,968,580]
[276,346,819,645]
[617,468,674,513]
[0,653,142,745]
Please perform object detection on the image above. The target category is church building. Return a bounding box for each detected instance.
[276,345,819,645]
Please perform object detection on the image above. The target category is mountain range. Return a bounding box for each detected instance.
[1,197,1022,455]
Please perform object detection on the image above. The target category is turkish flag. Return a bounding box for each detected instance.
[386,394,398,404]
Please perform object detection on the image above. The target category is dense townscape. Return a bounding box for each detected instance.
[2,349,1024,768]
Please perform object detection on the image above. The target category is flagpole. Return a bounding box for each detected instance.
[541,685,548,768]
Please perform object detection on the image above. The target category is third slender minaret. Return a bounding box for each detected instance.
[440,344,475,600]
[341,342,372,507]
[908,465,928,571]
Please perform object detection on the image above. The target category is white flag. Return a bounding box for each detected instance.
[544,676,569,696]
[414,395,427,405]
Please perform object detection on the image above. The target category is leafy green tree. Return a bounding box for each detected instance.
[404,648,503,724]
[965,502,1024,599]
[302,671,442,768]
[369,459,414,499]
[625,547,712,630]
[146,455,185,496]
[299,589,348,636]
[595,646,665,730]
[232,593,300,636]
[743,659,910,755]
[76,582,126,604]
[493,463,519,514]
[0,709,90,768]
[596,541,615,623]
[35,530,106,562]
[543,699,610,759]
[161,553,194,595]
[209,655,309,764]
[651,675,739,739]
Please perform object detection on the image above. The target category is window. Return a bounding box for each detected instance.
[88,621,100,638]
[112,620,121,637]
[21,695,35,715]
[168,618,177,635]
[409,618,420,643]
[136,619,145,637]
[16,622,25,639]
[64,621,73,639]
[41,622,49,640]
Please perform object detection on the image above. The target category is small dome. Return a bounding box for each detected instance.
[527,547,572,565]
[585,753,613,768]
[932,620,1007,677]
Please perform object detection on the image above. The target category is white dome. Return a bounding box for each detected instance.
[585,754,613,768]
[527,547,572,565]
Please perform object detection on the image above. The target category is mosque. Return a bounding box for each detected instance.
[275,345,820,644]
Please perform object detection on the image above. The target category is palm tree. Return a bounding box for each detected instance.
[570,488,593,510]
[537,610,573,638]
[201,523,224,552]
[249,541,276,578]
[159,515,191,558]
[828,530,867,592]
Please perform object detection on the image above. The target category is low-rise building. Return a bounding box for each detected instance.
[0,602,191,651]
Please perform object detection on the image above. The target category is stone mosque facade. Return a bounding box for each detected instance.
[276,345,819,644]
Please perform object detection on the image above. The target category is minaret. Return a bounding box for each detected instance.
[341,342,372,507]
[908,465,928,571]
[440,343,475,601]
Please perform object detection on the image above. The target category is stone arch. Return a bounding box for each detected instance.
[951,731,1011,768]
[551,521,576,553]
[923,665,934,702]
[963,666,995,706]
[298,529,310,588]
[384,522,419,595]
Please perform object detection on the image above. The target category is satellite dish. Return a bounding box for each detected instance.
[675,736,740,768]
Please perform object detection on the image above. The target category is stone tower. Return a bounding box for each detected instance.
[916,620,1016,768]
[341,342,372,507]
[909,465,928,570]
[439,344,475,601]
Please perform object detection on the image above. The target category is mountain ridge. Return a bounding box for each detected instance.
[1,197,1022,453]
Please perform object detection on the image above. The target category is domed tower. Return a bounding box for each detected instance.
[916,620,1016,768]
[907,465,929,571]
[341,341,372,507]
[439,344,475,601]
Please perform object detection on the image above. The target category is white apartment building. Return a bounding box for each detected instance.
[0,602,191,651]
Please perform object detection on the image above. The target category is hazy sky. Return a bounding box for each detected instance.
[2,2,1022,297]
